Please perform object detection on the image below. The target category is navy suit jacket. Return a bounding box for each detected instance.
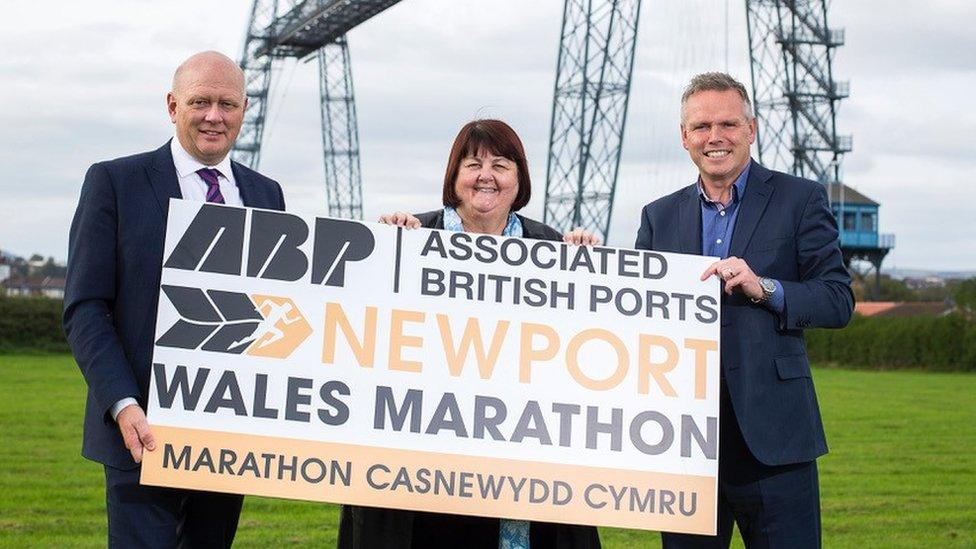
[635,161,853,466]
[63,141,285,470]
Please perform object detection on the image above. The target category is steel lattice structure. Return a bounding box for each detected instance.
[233,0,402,219]
[318,38,363,219]
[543,0,642,241]
[746,0,892,295]
[232,0,886,265]
[745,0,850,185]
[235,0,279,170]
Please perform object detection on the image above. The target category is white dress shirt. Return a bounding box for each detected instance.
[169,137,244,206]
[110,139,243,421]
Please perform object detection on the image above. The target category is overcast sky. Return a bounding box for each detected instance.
[1,0,974,271]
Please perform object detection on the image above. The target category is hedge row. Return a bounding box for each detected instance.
[806,313,976,372]
[0,296,70,353]
[1,295,974,371]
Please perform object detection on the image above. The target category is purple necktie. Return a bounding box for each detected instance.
[197,168,225,204]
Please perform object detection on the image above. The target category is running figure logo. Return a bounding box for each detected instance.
[155,285,312,359]
[241,296,311,358]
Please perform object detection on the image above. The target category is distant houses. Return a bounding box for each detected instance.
[1,275,66,299]
[0,248,66,299]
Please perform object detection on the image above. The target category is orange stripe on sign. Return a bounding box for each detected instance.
[141,425,716,534]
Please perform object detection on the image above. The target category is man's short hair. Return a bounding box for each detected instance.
[681,72,754,121]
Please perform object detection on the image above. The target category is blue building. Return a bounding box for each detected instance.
[829,183,895,296]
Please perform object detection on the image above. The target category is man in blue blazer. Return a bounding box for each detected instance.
[635,73,853,548]
[63,51,285,548]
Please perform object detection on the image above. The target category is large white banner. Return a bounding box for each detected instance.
[142,200,721,534]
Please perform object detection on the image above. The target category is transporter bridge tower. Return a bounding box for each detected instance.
[745,0,894,296]
[233,0,404,219]
[543,0,642,243]
[233,0,892,294]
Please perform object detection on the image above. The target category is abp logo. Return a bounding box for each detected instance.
[155,285,312,359]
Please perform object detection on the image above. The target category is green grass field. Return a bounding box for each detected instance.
[1,355,973,548]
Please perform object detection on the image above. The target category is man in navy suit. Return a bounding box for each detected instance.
[63,51,285,548]
[635,73,853,548]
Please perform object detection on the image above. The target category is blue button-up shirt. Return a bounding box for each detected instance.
[699,163,785,314]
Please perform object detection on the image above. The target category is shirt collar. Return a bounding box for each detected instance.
[697,161,751,208]
[170,137,234,181]
[443,206,523,238]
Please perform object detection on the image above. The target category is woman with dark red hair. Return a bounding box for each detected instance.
[337,120,601,548]
[376,118,598,244]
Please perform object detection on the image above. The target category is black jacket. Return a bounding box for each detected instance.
[413,209,564,241]
[338,209,600,548]
[63,141,284,469]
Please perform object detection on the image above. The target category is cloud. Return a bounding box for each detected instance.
[0,0,972,273]
[833,1,976,75]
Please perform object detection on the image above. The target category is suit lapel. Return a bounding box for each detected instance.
[231,162,258,208]
[148,141,182,216]
[678,184,703,255]
[729,162,773,258]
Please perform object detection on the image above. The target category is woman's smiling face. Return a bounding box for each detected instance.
[453,149,520,216]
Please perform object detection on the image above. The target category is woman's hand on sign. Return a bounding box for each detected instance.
[378,211,422,229]
[563,227,601,246]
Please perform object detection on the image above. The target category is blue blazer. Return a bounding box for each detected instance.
[635,161,853,466]
[63,141,285,469]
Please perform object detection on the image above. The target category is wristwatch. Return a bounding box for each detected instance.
[751,277,776,304]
